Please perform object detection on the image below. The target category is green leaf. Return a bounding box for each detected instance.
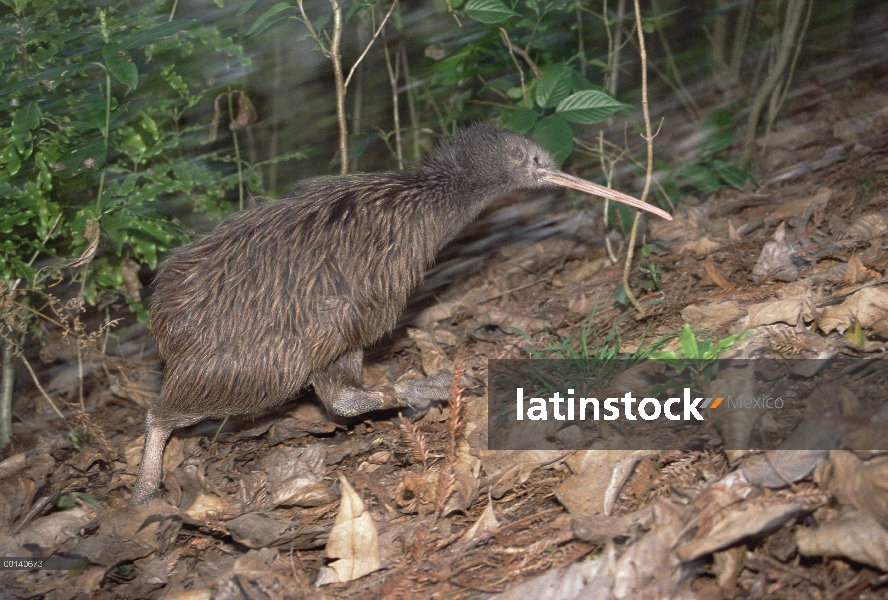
[126,296,151,326]
[314,12,331,32]
[346,1,372,23]
[607,202,635,233]
[76,96,111,131]
[656,178,680,208]
[678,324,699,358]
[245,2,293,37]
[96,262,124,289]
[699,107,735,156]
[2,146,21,176]
[57,491,100,510]
[12,102,41,134]
[505,107,538,134]
[556,90,628,124]
[506,87,523,100]
[131,236,158,268]
[675,163,721,193]
[103,45,139,89]
[530,116,573,166]
[463,0,519,23]
[710,159,753,190]
[115,19,199,50]
[236,0,263,16]
[568,68,598,92]
[535,66,572,109]
[698,339,714,359]
[0,210,34,233]
[0,63,81,96]
[32,42,59,69]
[613,284,628,305]
[57,136,107,173]
[129,218,175,245]
[715,331,746,354]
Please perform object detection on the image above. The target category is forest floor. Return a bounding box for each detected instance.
[3,8,888,600]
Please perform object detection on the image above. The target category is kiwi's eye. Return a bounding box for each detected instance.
[532,155,540,165]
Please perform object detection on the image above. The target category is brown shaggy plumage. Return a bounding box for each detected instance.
[131,123,669,504]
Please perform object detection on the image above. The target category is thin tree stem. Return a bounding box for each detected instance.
[383,38,404,169]
[329,0,347,174]
[622,0,656,317]
[0,341,13,447]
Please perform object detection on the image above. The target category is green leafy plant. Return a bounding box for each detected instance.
[0,0,255,445]
[57,491,100,510]
[110,563,136,580]
[650,324,747,395]
[655,108,754,207]
[515,308,671,399]
[638,243,664,292]
[1,1,250,304]
[440,1,631,166]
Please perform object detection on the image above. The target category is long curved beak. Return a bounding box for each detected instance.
[540,169,673,221]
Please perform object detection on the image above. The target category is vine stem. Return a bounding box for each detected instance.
[0,342,12,447]
[227,91,245,210]
[95,64,111,220]
[329,0,347,173]
[621,0,656,317]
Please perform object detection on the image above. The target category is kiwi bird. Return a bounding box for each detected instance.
[130,122,672,504]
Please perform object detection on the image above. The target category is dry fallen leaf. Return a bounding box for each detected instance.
[455,499,500,548]
[14,506,95,551]
[763,187,831,229]
[408,328,449,377]
[702,258,735,290]
[751,222,798,283]
[62,501,188,567]
[677,500,807,561]
[815,450,888,525]
[496,545,617,600]
[744,298,805,329]
[442,438,482,515]
[482,450,567,499]
[120,257,142,299]
[796,511,888,572]
[818,285,888,336]
[264,444,334,507]
[679,235,723,256]
[841,211,888,241]
[166,588,213,600]
[184,493,230,521]
[681,300,743,331]
[739,450,828,489]
[555,451,638,519]
[316,474,381,585]
[706,365,759,452]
